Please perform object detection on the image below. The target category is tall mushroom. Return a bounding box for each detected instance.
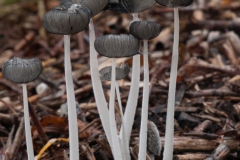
[104,1,157,155]
[2,57,42,160]
[72,0,113,148]
[42,0,90,159]
[129,20,161,160]
[95,34,140,160]
[154,0,193,159]
[99,63,130,159]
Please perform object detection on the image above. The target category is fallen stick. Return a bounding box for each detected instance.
[160,136,239,152]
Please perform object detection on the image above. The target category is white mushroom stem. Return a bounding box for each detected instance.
[149,154,155,160]
[138,40,149,160]
[120,12,140,148]
[116,82,129,160]
[163,8,179,160]
[22,83,34,160]
[89,18,112,147]
[64,35,79,160]
[109,58,123,160]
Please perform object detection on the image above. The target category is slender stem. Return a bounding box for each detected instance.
[22,83,34,159]
[116,83,130,160]
[109,58,123,160]
[64,35,79,160]
[138,40,149,160]
[120,12,140,147]
[132,13,138,21]
[163,8,179,160]
[89,18,112,147]
[149,154,155,160]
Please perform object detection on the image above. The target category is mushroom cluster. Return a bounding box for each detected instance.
[0,0,195,159]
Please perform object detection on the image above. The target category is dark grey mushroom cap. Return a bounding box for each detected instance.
[73,0,109,17]
[129,21,161,40]
[99,63,130,81]
[94,34,140,58]
[147,121,161,155]
[105,0,156,13]
[156,0,193,8]
[42,4,90,35]
[2,57,42,84]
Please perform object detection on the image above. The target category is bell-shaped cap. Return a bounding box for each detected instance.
[156,0,193,8]
[2,57,42,84]
[94,34,140,58]
[99,63,130,81]
[130,21,161,40]
[73,0,109,17]
[105,0,155,13]
[42,4,90,35]
[147,121,161,155]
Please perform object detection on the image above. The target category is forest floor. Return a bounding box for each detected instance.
[0,0,240,160]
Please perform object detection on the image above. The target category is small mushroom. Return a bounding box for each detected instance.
[129,21,162,160]
[129,21,162,40]
[94,34,140,58]
[60,101,86,122]
[2,57,42,84]
[99,63,130,81]
[42,2,90,35]
[105,0,156,13]
[147,121,161,158]
[2,57,43,160]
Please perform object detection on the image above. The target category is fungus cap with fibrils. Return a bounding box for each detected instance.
[2,57,42,84]
[147,121,161,156]
[73,0,109,17]
[156,0,193,7]
[42,3,90,35]
[94,34,140,58]
[105,0,155,13]
[99,63,130,81]
[129,21,162,40]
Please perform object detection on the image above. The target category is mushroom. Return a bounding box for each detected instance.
[42,0,90,159]
[99,63,130,81]
[94,34,140,58]
[72,0,113,149]
[95,34,140,160]
[104,4,160,157]
[42,2,90,35]
[100,63,130,160]
[129,21,161,160]
[155,1,193,159]
[147,121,162,160]
[2,57,42,160]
